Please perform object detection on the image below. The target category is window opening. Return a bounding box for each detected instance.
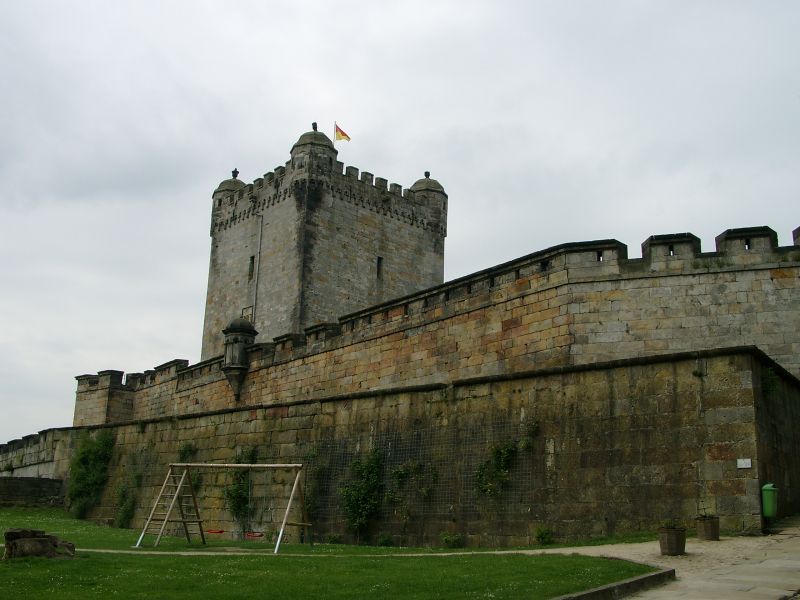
[248,256,255,280]
[668,244,675,257]
[744,238,751,251]
[596,250,604,262]
[376,256,383,280]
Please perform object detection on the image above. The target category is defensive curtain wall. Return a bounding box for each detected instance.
[2,348,799,546]
[2,225,799,544]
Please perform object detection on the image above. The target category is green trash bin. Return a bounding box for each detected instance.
[761,483,778,518]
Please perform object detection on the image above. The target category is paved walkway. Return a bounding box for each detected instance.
[517,516,800,599]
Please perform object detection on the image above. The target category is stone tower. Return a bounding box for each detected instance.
[200,125,448,359]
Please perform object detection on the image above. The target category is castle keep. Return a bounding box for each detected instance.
[201,123,446,359]
[2,127,799,545]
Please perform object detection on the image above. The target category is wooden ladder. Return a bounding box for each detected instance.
[135,466,206,547]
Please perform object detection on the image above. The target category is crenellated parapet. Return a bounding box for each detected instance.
[82,224,800,426]
[209,160,447,237]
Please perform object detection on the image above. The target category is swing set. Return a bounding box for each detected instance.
[135,462,311,554]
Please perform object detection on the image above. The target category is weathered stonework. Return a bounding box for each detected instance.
[2,129,799,546]
[3,349,799,545]
[71,225,800,426]
[201,128,447,360]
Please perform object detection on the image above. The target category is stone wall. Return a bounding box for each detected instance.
[4,348,799,545]
[0,477,63,507]
[74,226,800,426]
[753,359,800,516]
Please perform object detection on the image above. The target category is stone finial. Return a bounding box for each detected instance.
[424,171,430,178]
[312,122,318,131]
[232,168,239,179]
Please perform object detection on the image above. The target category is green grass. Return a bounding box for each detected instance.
[1,507,657,599]
[0,506,660,553]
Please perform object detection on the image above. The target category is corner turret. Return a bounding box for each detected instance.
[411,171,448,236]
[222,317,258,401]
[212,168,246,206]
[290,122,338,173]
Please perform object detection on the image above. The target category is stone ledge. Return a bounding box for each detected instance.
[551,565,676,600]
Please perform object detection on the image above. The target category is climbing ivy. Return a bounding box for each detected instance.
[114,481,137,528]
[475,421,539,499]
[67,430,115,518]
[339,449,384,539]
[474,440,519,498]
[223,447,258,536]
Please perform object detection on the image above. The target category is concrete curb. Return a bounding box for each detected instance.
[552,566,676,600]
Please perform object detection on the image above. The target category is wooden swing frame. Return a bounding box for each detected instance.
[135,462,311,554]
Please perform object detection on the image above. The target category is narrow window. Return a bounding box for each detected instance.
[540,259,550,272]
[248,256,255,280]
[668,244,675,257]
[376,256,383,280]
[744,238,751,251]
[596,250,604,262]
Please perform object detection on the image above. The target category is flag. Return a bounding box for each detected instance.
[334,122,351,142]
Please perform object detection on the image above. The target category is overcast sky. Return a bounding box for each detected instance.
[1,1,798,444]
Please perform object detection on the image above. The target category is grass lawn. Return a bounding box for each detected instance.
[1,507,657,599]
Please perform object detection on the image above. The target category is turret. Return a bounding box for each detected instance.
[289,122,338,174]
[410,171,448,236]
[222,317,258,401]
[212,168,245,208]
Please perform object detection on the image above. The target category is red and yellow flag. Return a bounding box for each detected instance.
[334,122,351,142]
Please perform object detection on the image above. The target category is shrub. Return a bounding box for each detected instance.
[223,447,258,536]
[178,442,197,463]
[114,482,137,528]
[535,527,554,546]
[67,430,115,518]
[440,532,465,548]
[340,449,384,537]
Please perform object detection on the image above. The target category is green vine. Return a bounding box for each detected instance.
[223,447,258,536]
[114,481,137,528]
[475,441,518,498]
[390,460,438,501]
[303,445,323,520]
[475,421,539,499]
[67,430,115,518]
[178,442,197,463]
[340,449,384,539]
[178,442,202,490]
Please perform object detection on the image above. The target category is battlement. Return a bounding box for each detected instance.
[210,159,446,237]
[84,223,800,426]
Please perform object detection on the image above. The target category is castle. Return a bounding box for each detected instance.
[2,126,799,545]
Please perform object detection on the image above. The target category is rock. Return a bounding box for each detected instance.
[3,528,75,559]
